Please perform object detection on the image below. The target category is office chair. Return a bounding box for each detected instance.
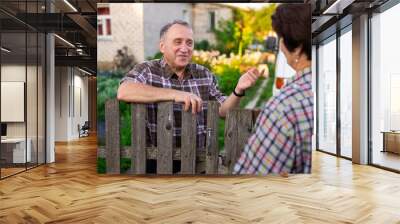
[79,121,90,138]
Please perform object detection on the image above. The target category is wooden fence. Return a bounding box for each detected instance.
[101,99,259,175]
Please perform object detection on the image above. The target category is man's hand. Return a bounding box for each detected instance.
[173,91,203,114]
[279,171,289,178]
[235,67,265,94]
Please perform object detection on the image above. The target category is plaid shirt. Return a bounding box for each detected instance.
[120,58,226,148]
[233,68,313,174]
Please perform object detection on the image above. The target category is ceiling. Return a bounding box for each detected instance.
[311,0,390,43]
[0,0,97,74]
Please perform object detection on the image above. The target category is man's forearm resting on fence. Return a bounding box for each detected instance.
[117,82,203,114]
[118,82,175,102]
[118,82,243,117]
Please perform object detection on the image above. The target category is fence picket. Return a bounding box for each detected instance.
[181,109,197,174]
[131,104,147,174]
[206,101,219,174]
[157,102,174,174]
[105,99,120,174]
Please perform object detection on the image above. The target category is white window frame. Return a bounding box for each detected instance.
[98,14,112,41]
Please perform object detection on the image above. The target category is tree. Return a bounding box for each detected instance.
[214,19,238,55]
[252,4,277,42]
[213,4,277,56]
[233,9,254,56]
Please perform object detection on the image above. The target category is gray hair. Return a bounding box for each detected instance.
[160,20,191,40]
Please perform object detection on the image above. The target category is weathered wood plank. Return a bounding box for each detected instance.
[252,109,261,122]
[157,102,174,174]
[225,109,239,174]
[181,109,197,174]
[105,99,120,174]
[98,147,206,161]
[225,109,255,173]
[235,109,253,171]
[206,101,219,174]
[131,104,147,175]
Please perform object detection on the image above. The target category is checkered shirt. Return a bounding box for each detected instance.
[120,58,227,148]
[233,68,313,174]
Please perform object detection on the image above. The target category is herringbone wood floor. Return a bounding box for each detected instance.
[1,135,400,223]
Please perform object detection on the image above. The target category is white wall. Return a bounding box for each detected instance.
[98,3,145,64]
[71,71,89,139]
[1,65,29,138]
[54,67,89,141]
[55,66,68,141]
[1,63,46,164]
[192,4,233,45]
[1,65,26,143]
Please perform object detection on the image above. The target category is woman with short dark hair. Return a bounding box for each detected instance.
[233,4,313,175]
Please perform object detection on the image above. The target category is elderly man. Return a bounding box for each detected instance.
[117,20,263,173]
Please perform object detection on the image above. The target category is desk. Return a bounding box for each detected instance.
[1,138,31,163]
[381,131,400,154]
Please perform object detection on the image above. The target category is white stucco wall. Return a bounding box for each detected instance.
[192,4,233,45]
[98,3,144,67]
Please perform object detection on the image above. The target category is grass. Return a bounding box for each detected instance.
[97,157,131,174]
[256,63,275,108]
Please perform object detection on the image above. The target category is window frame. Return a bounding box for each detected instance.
[315,21,353,161]
[97,7,112,41]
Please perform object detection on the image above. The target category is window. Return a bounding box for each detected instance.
[98,6,112,40]
[209,11,216,32]
[0,2,46,179]
[316,26,353,159]
[370,2,400,171]
[339,27,352,158]
[317,36,337,155]
[390,75,400,130]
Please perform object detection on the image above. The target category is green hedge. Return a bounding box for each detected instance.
[97,157,131,174]
[97,71,132,146]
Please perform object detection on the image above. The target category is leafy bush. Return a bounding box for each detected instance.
[97,72,121,123]
[214,20,238,55]
[213,64,241,95]
[195,40,212,51]
[192,50,272,96]
[147,51,163,60]
[97,157,131,174]
[97,70,132,146]
[213,4,277,56]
